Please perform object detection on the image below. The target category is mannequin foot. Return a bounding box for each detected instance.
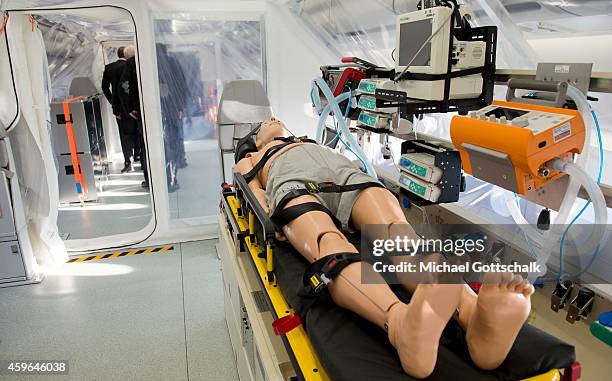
[387,284,462,379]
[466,273,534,370]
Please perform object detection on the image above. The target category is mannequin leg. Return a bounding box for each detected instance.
[282,194,399,327]
[280,194,462,378]
[351,187,535,370]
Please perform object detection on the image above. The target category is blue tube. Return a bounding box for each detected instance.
[558,108,605,278]
[311,77,377,178]
[315,92,350,143]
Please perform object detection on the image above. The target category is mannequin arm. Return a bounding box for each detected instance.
[234,157,270,214]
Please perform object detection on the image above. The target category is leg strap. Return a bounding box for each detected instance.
[270,180,384,230]
[271,202,342,230]
[296,252,361,316]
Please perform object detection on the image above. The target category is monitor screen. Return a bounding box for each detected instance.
[398,18,433,67]
[484,107,529,121]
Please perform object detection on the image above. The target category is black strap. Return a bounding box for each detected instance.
[243,142,295,183]
[243,138,318,183]
[270,181,384,230]
[306,181,384,194]
[271,202,342,230]
[274,136,318,144]
[296,252,361,316]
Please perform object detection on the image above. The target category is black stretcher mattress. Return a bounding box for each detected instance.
[272,235,576,381]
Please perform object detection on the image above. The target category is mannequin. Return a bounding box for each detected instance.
[234,118,534,379]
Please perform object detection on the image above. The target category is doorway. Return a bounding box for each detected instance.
[152,17,266,223]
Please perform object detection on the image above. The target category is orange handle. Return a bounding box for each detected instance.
[62,96,87,195]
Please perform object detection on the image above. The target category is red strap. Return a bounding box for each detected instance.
[0,14,8,34]
[469,281,482,293]
[562,361,581,381]
[28,15,36,32]
[272,313,302,336]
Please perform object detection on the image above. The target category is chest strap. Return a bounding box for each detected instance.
[242,138,317,183]
[243,142,295,183]
[296,252,362,317]
[270,181,384,229]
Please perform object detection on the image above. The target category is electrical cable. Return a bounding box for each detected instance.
[393,2,455,82]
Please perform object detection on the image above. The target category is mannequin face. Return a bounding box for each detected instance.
[256,118,287,149]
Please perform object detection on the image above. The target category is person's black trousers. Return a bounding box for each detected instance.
[117,115,138,166]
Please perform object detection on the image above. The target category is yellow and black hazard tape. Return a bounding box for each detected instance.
[67,245,174,263]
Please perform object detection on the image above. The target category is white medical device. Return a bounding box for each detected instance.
[394,6,486,101]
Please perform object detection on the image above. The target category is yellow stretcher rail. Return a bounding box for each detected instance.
[227,195,330,381]
[225,194,569,381]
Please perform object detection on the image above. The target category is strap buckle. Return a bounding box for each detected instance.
[309,273,331,293]
[305,182,320,193]
[306,181,337,193]
[309,255,342,292]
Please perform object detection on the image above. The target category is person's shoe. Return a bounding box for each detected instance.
[141,181,149,189]
[168,182,180,193]
[121,163,132,173]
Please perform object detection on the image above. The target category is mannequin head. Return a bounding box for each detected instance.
[255,118,287,149]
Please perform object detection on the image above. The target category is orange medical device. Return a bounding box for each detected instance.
[450,99,585,195]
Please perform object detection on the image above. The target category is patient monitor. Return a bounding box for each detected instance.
[394,5,487,101]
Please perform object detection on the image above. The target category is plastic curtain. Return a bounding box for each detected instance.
[152,15,264,220]
[35,13,134,99]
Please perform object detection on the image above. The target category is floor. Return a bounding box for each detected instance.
[0,240,238,381]
[57,137,221,241]
[57,160,152,241]
[168,139,221,220]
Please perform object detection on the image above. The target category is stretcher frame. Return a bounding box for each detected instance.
[219,172,577,381]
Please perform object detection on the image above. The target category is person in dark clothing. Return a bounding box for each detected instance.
[156,43,188,192]
[101,46,138,174]
[118,46,149,189]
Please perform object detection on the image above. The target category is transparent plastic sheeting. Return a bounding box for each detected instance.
[34,13,134,99]
[152,16,264,220]
[284,0,537,69]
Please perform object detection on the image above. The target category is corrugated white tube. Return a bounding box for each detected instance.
[503,85,599,281]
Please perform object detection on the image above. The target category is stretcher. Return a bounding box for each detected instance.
[219,172,581,381]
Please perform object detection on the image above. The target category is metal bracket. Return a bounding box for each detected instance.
[566,287,595,324]
[551,280,574,312]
